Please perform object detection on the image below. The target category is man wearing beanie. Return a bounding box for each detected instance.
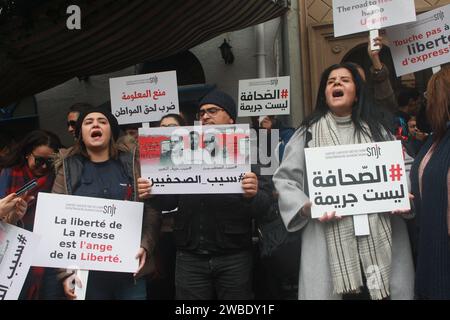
[52,108,160,300]
[196,89,237,124]
[138,89,271,300]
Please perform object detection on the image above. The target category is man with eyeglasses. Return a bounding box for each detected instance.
[67,103,94,140]
[196,100,234,126]
[138,89,271,300]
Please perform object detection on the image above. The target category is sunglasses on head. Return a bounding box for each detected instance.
[67,120,77,128]
[32,154,54,168]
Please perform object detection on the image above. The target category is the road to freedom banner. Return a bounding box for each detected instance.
[332,0,416,37]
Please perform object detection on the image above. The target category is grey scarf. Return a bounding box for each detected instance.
[309,112,392,300]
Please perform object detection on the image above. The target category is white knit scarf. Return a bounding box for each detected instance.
[309,112,392,300]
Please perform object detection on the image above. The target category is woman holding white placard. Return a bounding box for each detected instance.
[273,62,415,300]
[52,107,160,300]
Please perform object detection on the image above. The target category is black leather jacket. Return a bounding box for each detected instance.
[152,173,272,253]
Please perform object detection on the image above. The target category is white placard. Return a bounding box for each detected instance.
[238,76,290,117]
[386,4,450,76]
[32,193,143,273]
[0,222,40,300]
[305,141,410,219]
[332,0,416,37]
[109,71,179,125]
[139,124,251,194]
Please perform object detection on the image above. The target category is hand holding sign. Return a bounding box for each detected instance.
[241,172,258,198]
[368,34,385,71]
[299,201,343,222]
[61,268,90,300]
[0,193,32,225]
[134,247,147,278]
[137,177,153,200]
[318,211,343,223]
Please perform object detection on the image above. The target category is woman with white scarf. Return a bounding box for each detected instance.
[273,63,414,300]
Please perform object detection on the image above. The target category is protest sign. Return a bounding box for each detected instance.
[32,193,143,273]
[238,76,290,117]
[110,70,179,124]
[332,0,416,37]
[0,222,40,300]
[139,124,251,194]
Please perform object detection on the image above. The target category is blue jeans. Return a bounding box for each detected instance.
[85,271,146,300]
[175,250,253,300]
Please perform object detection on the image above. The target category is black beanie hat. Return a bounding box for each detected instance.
[199,89,236,122]
[75,107,120,141]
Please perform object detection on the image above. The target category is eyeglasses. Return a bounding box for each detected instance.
[67,120,77,128]
[196,107,224,119]
[32,153,55,168]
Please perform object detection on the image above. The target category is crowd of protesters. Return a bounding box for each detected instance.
[0,36,449,300]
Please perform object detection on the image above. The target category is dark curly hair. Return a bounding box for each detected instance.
[300,62,392,142]
[0,130,62,168]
